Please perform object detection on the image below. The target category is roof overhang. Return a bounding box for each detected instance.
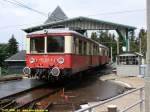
[23,16,136,33]
[118,52,143,57]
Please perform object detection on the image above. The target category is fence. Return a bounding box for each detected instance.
[75,87,144,112]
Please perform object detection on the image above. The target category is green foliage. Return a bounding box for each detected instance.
[0,44,9,67]
[130,28,147,57]
[130,39,139,53]
[7,34,18,57]
[91,31,119,61]
[0,34,19,67]
[91,32,98,42]
[90,29,147,61]
[140,29,147,57]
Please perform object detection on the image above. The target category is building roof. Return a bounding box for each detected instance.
[5,50,26,62]
[23,16,136,33]
[118,52,143,57]
[44,6,68,24]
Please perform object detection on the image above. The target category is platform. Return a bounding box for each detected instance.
[0,79,46,99]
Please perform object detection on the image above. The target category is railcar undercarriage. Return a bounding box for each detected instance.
[23,67,72,81]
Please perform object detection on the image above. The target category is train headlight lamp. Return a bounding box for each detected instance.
[23,67,31,75]
[51,67,60,77]
[30,57,35,64]
[57,57,64,64]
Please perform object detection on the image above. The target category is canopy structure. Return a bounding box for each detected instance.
[23,7,136,52]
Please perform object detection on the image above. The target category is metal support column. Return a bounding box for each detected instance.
[116,29,127,52]
[117,39,119,55]
[145,0,150,112]
[126,29,129,52]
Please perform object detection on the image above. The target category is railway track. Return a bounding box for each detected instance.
[0,85,63,111]
[0,64,113,112]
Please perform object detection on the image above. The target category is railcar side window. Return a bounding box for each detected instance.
[74,38,79,54]
[83,41,87,55]
[79,40,82,54]
[90,43,93,55]
[30,37,45,53]
[47,36,64,53]
[87,42,90,55]
[93,45,96,55]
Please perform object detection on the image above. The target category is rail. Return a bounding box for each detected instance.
[75,87,144,112]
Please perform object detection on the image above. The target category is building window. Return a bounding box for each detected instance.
[47,36,64,53]
[118,56,139,65]
[30,37,45,53]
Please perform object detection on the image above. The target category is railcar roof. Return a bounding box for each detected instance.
[27,29,108,49]
[99,44,108,49]
[27,28,83,36]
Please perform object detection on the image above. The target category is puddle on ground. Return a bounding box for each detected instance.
[45,74,128,112]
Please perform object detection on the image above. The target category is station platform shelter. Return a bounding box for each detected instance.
[116,52,145,77]
[23,6,136,52]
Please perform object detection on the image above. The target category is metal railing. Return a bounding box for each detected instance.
[75,87,144,112]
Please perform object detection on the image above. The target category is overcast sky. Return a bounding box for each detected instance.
[0,0,146,49]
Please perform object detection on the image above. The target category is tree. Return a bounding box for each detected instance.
[130,31,139,53]
[7,34,18,56]
[91,32,98,42]
[0,44,9,67]
[139,29,147,57]
[130,28,147,57]
[90,29,147,61]
[91,31,118,61]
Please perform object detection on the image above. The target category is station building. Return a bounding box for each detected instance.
[5,50,26,74]
[116,52,145,77]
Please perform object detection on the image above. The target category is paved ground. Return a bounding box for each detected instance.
[0,79,46,99]
[88,74,145,112]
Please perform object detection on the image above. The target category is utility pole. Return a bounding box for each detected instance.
[117,39,119,55]
[139,36,142,54]
[111,47,113,63]
[145,0,150,111]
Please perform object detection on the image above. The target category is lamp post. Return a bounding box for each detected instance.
[145,0,150,111]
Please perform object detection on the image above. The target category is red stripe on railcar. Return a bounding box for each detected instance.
[26,54,72,69]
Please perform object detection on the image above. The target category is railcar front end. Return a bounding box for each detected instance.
[23,32,74,79]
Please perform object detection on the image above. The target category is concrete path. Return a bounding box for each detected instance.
[89,74,145,112]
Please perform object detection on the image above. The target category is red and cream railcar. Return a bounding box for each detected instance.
[23,29,109,79]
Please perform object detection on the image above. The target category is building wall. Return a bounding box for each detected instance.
[117,65,139,76]
[6,61,26,74]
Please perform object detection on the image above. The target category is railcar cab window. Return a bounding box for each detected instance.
[30,37,45,53]
[47,36,64,53]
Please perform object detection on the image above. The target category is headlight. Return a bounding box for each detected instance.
[30,57,35,64]
[23,67,31,75]
[57,57,64,64]
[51,67,60,76]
